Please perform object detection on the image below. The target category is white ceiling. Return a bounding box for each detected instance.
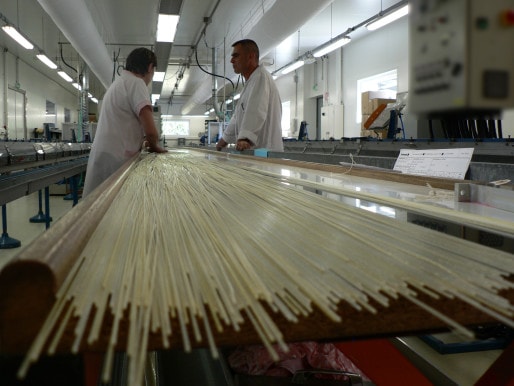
[0,0,404,116]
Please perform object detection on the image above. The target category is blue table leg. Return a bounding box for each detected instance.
[44,187,51,229]
[30,189,52,223]
[70,176,79,206]
[0,204,21,249]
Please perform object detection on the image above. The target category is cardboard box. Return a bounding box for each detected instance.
[361,128,388,139]
[361,115,371,130]
[361,91,396,114]
[371,99,395,112]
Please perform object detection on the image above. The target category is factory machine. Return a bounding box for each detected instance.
[409,0,514,117]
[0,141,90,206]
[0,141,90,248]
[1,0,514,385]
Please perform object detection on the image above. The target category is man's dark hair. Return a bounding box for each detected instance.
[125,47,157,75]
[232,39,259,60]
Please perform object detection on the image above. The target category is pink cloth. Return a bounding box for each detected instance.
[228,341,370,381]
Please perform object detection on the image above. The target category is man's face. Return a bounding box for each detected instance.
[230,44,250,75]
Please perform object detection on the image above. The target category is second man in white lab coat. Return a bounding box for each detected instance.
[216,39,284,152]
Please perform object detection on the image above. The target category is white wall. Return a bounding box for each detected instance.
[342,17,411,138]
[275,16,514,139]
[275,72,301,136]
[1,49,78,139]
[276,51,343,139]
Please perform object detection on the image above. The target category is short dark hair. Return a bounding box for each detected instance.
[232,39,259,60]
[125,47,157,75]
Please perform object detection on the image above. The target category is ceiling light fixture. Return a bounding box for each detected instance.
[57,70,73,82]
[157,14,180,42]
[366,4,409,31]
[1,25,34,49]
[313,36,351,57]
[281,60,305,75]
[72,82,82,90]
[36,53,58,69]
[90,97,98,104]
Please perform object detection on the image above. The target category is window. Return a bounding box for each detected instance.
[162,116,190,136]
[281,100,291,137]
[356,69,397,124]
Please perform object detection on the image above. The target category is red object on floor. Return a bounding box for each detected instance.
[334,339,432,386]
[475,340,514,386]
[83,352,103,386]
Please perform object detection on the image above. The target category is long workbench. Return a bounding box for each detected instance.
[1,149,512,358]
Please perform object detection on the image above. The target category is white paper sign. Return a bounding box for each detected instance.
[393,148,474,179]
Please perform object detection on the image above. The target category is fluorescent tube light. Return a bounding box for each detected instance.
[233,93,241,100]
[90,97,98,104]
[57,70,73,82]
[157,14,179,42]
[36,54,58,69]
[153,71,165,82]
[72,82,82,90]
[313,36,351,57]
[281,60,305,75]
[366,5,409,31]
[1,25,34,49]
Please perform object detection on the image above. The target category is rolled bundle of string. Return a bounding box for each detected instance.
[19,152,514,384]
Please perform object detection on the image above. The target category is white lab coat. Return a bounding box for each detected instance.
[82,71,151,197]
[222,66,283,151]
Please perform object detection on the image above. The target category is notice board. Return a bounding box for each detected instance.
[393,148,474,179]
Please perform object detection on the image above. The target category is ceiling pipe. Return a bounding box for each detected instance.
[181,0,332,115]
[37,0,113,89]
[211,47,224,121]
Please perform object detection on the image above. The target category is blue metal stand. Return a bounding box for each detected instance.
[29,189,52,223]
[44,187,51,229]
[0,204,21,249]
[63,176,81,205]
[387,110,406,140]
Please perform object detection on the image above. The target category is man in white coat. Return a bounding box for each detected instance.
[216,39,284,152]
[83,48,167,197]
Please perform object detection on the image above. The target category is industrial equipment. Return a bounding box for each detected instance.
[409,0,514,117]
[0,142,90,205]
[0,141,90,249]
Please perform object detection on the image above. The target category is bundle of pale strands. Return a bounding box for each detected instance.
[19,152,514,385]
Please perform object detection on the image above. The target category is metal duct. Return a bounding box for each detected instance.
[37,0,113,89]
[181,0,332,115]
[211,47,223,120]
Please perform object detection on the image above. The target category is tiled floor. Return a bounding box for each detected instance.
[0,191,75,270]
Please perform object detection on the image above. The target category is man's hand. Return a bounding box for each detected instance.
[142,140,167,153]
[216,138,228,151]
[235,138,252,151]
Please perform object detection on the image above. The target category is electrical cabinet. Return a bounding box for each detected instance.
[320,104,344,139]
[409,0,514,115]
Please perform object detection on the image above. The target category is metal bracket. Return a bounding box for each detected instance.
[455,183,514,214]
